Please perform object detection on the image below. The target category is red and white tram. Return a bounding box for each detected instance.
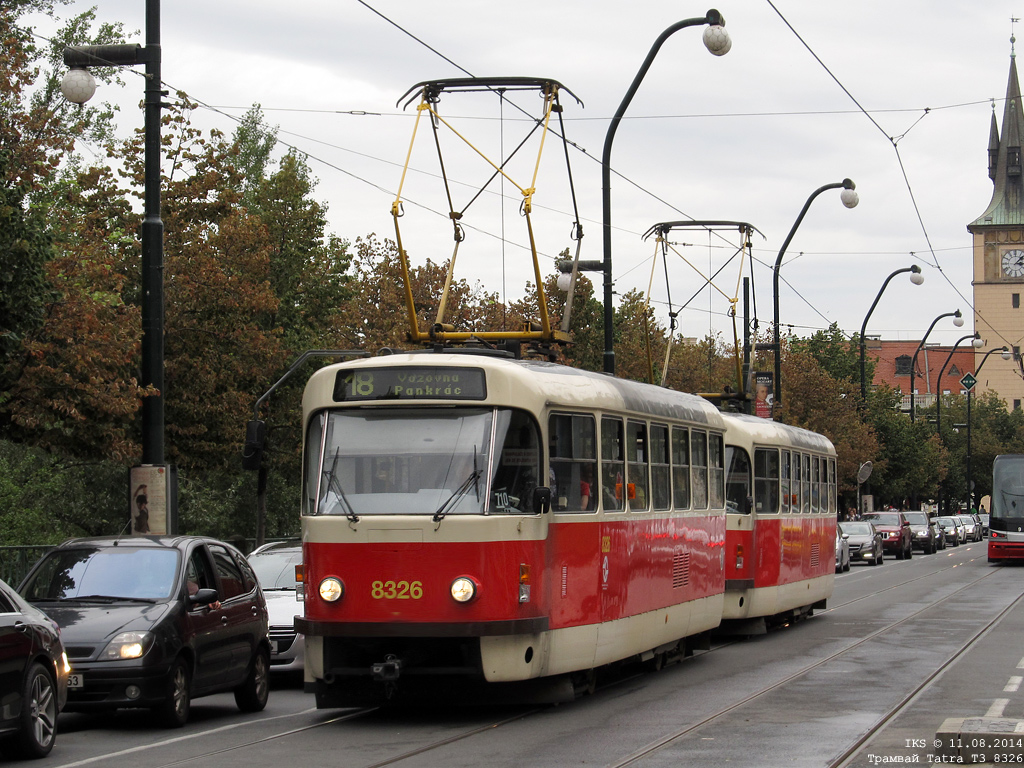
[720,414,837,633]
[294,351,836,706]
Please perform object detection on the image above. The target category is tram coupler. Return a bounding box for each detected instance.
[371,654,403,682]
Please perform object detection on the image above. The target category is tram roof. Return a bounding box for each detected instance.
[303,352,726,428]
[722,413,836,455]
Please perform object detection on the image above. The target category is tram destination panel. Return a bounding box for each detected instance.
[333,366,487,402]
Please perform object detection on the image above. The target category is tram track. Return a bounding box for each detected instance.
[602,547,1004,768]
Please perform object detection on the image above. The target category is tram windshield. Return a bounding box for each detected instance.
[992,456,1024,521]
[303,407,542,517]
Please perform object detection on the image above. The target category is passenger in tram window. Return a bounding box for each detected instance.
[580,465,593,510]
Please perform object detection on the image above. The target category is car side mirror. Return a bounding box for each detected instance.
[189,588,218,606]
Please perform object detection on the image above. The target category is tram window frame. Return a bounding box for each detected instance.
[627,420,650,511]
[828,458,837,515]
[671,426,690,510]
[791,451,801,514]
[691,430,709,510]
[709,434,725,510]
[601,416,625,513]
[780,450,791,514]
[754,447,780,514]
[811,456,820,513]
[725,444,752,514]
[650,424,671,511]
[548,413,598,513]
[802,453,811,514]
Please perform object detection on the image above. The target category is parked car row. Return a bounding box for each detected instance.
[2,535,306,761]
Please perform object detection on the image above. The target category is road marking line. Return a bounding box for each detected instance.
[1016,656,1024,670]
[1006,677,1023,693]
[988,699,1010,717]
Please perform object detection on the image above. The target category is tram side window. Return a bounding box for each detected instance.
[549,414,598,512]
[303,411,325,516]
[754,448,779,514]
[691,430,708,510]
[811,457,820,513]
[802,454,811,514]
[779,450,791,514]
[650,425,671,510]
[725,445,751,514]
[492,410,542,513]
[601,417,625,512]
[828,458,837,515]
[627,420,649,511]
[791,451,801,513]
[671,426,690,510]
[709,434,725,509]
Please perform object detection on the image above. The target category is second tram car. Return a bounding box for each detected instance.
[719,414,837,632]
[989,454,1024,562]
[294,351,837,706]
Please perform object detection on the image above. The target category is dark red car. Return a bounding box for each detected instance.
[863,511,913,559]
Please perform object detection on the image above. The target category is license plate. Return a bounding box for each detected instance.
[68,673,84,689]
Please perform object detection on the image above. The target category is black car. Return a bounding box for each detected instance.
[903,510,940,554]
[19,536,270,727]
[0,576,68,759]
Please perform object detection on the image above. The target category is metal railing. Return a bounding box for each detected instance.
[0,546,54,587]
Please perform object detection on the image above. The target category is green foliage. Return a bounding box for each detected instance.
[791,322,867,384]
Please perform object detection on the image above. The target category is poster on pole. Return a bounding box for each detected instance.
[129,464,176,536]
[754,371,774,419]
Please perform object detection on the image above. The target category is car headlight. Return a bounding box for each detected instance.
[101,631,154,660]
[450,577,478,603]
[319,577,344,602]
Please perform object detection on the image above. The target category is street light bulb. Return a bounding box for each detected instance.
[1002,349,1013,360]
[909,271,924,285]
[953,315,965,327]
[60,67,96,104]
[973,337,985,348]
[703,25,731,56]
[556,273,572,292]
[840,188,859,208]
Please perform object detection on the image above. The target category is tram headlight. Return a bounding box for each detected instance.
[319,577,344,602]
[450,577,478,603]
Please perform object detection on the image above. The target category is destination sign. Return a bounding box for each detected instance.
[333,366,487,402]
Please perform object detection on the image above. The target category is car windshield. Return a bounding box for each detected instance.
[936,517,957,527]
[904,512,929,525]
[865,512,900,526]
[840,522,873,535]
[249,548,301,590]
[21,547,179,601]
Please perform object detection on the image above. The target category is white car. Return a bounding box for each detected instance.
[248,542,304,674]
[835,528,851,572]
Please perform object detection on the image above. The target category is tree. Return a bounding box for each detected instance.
[790,322,866,385]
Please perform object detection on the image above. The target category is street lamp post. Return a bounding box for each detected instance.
[966,346,1011,511]
[60,0,172,531]
[909,310,964,422]
[772,179,858,418]
[935,333,984,515]
[601,10,730,375]
[859,265,924,401]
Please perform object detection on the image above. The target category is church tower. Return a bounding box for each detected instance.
[967,45,1024,408]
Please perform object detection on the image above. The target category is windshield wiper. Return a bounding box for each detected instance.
[323,447,359,523]
[433,449,482,524]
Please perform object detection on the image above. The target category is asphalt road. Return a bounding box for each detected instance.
[20,539,1016,768]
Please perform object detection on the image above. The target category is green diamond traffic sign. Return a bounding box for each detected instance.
[960,372,977,391]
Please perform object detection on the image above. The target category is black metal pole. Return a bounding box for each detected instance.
[860,265,921,401]
[601,10,724,375]
[140,0,164,466]
[772,180,853,418]
[909,310,961,423]
[935,333,978,516]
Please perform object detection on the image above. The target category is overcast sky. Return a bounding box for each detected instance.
[25,0,1024,349]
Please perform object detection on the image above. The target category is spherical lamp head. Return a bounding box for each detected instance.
[840,188,859,208]
[556,273,572,292]
[703,25,731,56]
[973,336,985,349]
[909,267,924,285]
[60,67,96,104]
[1002,347,1013,360]
[953,310,964,327]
